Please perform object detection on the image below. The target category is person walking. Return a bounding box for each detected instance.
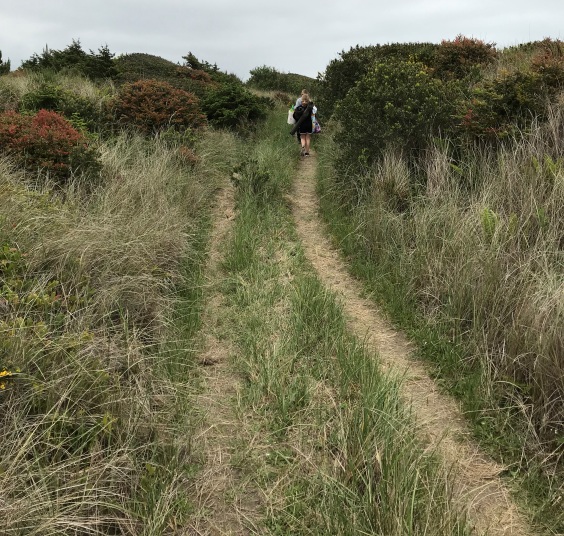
[297,92,314,156]
[294,89,307,144]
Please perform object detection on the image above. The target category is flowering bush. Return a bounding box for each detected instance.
[109,79,206,134]
[0,109,101,183]
[433,35,497,81]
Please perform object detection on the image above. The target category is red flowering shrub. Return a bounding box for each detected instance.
[530,39,564,88]
[458,51,564,142]
[433,35,497,81]
[0,109,101,183]
[109,79,206,134]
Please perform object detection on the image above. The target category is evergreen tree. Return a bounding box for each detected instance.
[0,50,11,74]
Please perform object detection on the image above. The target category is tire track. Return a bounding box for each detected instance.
[189,185,260,536]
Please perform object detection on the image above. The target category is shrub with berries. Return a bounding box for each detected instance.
[0,109,101,183]
[109,79,206,134]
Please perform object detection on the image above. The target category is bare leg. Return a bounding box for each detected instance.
[304,134,311,154]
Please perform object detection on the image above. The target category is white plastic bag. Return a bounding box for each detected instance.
[287,109,296,125]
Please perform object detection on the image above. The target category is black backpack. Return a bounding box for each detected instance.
[292,105,304,122]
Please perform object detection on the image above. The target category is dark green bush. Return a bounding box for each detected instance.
[21,40,117,80]
[202,83,271,130]
[334,61,458,177]
[18,82,104,133]
[317,43,439,118]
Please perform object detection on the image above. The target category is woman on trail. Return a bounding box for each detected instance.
[294,89,307,144]
[297,92,314,156]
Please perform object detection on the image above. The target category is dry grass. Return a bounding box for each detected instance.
[0,127,242,534]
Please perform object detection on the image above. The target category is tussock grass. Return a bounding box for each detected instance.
[0,127,242,534]
[317,100,564,531]
[0,70,115,114]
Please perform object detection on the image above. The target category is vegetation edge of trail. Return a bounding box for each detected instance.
[314,128,563,534]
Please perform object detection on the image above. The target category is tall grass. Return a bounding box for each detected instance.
[317,101,564,531]
[0,128,242,534]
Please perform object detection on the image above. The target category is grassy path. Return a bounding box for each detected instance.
[188,184,262,535]
[185,110,536,535]
[292,152,533,535]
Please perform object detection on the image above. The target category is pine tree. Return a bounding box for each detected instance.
[0,50,11,74]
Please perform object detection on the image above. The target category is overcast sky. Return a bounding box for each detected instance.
[1,0,563,80]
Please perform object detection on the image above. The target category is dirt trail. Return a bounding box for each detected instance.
[189,185,260,536]
[291,153,534,536]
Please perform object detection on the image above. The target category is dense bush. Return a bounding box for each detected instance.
[182,52,242,86]
[459,45,564,140]
[109,79,206,134]
[247,65,316,95]
[202,83,271,130]
[317,43,439,118]
[0,109,101,182]
[334,61,458,178]
[18,82,103,132]
[115,53,216,98]
[432,35,497,81]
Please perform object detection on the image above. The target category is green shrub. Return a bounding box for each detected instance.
[334,61,458,178]
[0,109,101,183]
[247,65,315,95]
[202,83,271,130]
[317,43,439,118]
[18,82,102,132]
[108,79,206,134]
[247,65,280,90]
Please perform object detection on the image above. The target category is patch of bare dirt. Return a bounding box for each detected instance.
[290,153,534,536]
[188,186,261,536]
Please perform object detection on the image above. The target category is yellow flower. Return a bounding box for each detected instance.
[0,370,12,378]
